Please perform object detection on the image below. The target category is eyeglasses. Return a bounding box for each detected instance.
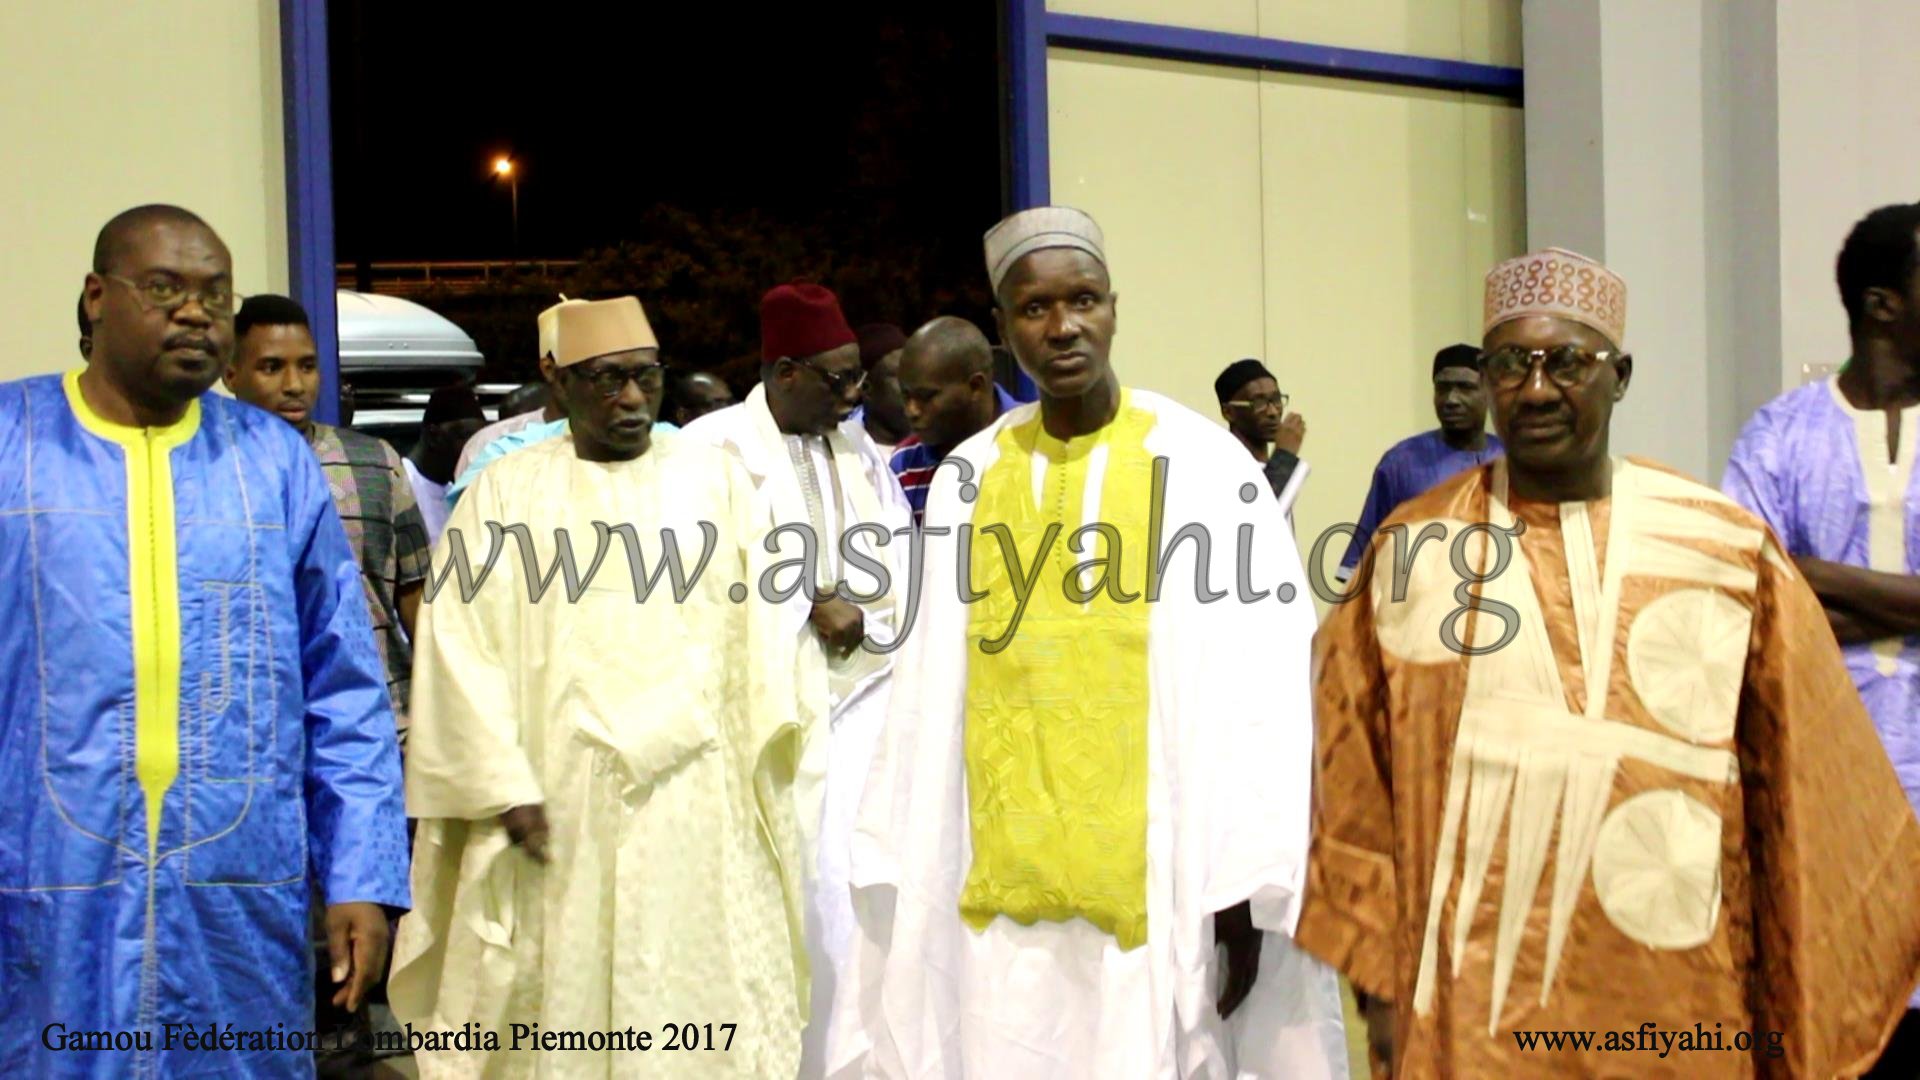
[568,360,666,399]
[1480,346,1622,391]
[1228,392,1289,414]
[788,355,868,396]
[104,273,237,317]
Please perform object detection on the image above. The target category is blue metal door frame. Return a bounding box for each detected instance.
[280,0,338,425]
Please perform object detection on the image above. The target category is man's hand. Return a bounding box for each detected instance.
[810,593,865,658]
[1357,989,1396,1076]
[1214,901,1261,1019]
[324,902,390,1013]
[1274,412,1307,457]
[500,803,550,864]
[397,580,423,641]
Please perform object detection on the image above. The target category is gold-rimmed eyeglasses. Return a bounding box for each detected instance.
[568,360,667,399]
[102,273,237,317]
[1480,345,1623,391]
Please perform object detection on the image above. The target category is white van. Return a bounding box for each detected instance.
[335,290,509,447]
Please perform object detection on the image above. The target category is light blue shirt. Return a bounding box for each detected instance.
[445,418,679,508]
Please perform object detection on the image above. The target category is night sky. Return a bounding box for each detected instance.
[329,3,1005,265]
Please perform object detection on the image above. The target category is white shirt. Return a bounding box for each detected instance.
[401,457,449,550]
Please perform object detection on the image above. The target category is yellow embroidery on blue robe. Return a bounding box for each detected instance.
[63,370,196,852]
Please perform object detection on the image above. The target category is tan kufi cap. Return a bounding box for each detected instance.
[1483,247,1628,349]
[554,297,658,368]
[983,206,1107,292]
[536,295,585,361]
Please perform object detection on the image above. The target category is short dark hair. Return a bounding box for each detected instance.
[903,316,994,380]
[498,381,548,419]
[423,384,484,426]
[91,204,215,275]
[666,368,723,409]
[1837,203,1920,325]
[233,294,311,340]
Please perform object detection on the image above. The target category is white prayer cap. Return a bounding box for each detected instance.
[554,296,659,368]
[536,295,586,362]
[983,206,1107,293]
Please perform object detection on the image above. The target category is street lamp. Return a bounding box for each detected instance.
[493,156,517,259]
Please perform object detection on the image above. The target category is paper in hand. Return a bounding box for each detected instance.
[1276,459,1310,517]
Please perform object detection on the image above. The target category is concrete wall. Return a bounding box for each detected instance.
[1524,0,1920,485]
[0,1,287,382]
[1775,0,1920,389]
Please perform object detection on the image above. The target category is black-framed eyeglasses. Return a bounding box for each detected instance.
[567,360,666,399]
[103,273,237,317]
[786,355,868,396]
[1480,346,1623,391]
[1228,392,1289,414]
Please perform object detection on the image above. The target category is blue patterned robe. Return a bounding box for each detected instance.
[1338,428,1504,578]
[0,372,410,1076]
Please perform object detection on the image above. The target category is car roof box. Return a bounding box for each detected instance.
[336,290,483,377]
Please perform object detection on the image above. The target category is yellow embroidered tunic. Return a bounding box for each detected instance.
[959,393,1155,949]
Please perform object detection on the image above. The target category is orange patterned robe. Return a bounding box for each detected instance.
[1300,457,1920,1077]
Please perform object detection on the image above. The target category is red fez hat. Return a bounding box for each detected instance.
[854,323,907,369]
[761,282,856,362]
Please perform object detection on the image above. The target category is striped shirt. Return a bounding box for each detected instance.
[890,384,1020,525]
[305,423,430,728]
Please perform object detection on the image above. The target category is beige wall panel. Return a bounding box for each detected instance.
[1256,0,1521,66]
[1050,0,1259,36]
[1463,96,1529,307]
[1047,50,1268,424]
[0,0,287,382]
[1049,0,1522,66]
[1259,73,1524,593]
